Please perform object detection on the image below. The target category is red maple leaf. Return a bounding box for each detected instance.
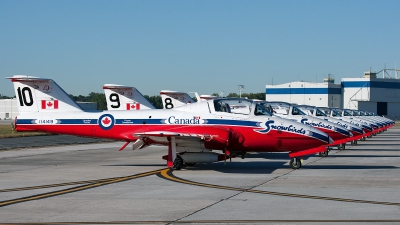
[102,117,111,125]
[131,104,135,109]
[47,101,53,107]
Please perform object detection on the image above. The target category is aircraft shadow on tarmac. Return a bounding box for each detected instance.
[186,161,290,174]
[245,152,310,160]
[102,150,398,174]
[355,143,396,148]
[104,164,166,167]
[103,161,288,173]
[328,154,400,158]
[186,161,398,173]
[102,160,397,173]
[358,140,399,143]
[299,165,397,170]
[347,147,400,151]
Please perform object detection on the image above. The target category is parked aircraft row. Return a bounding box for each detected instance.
[7,75,394,170]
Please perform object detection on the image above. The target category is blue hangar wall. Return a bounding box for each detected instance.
[266,78,400,117]
[265,81,342,108]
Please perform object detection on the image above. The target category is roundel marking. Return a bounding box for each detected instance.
[99,114,115,130]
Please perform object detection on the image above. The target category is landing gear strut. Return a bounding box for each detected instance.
[351,140,357,146]
[290,158,302,169]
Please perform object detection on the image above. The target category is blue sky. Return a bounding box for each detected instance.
[1,0,399,97]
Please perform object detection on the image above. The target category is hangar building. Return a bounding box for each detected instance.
[342,71,400,117]
[266,69,400,117]
[265,77,341,108]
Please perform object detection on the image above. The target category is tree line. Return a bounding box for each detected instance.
[1,92,266,110]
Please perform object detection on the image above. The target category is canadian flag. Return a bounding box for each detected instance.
[126,103,140,110]
[41,100,59,109]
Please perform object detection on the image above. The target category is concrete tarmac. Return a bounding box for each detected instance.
[0,128,399,224]
[0,134,112,150]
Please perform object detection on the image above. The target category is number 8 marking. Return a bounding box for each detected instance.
[165,98,174,109]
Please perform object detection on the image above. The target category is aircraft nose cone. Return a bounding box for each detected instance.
[335,127,352,137]
[308,127,331,144]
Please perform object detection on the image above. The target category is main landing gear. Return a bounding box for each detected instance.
[338,143,346,150]
[319,150,329,157]
[361,137,366,141]
[290,158,302,169]
[173,155,184,170]
[351,140,358,146]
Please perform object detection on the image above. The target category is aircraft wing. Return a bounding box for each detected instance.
[134,131,213,139]
[130,126,243,151]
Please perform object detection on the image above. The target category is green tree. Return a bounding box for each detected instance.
[144,95,163,109]
[69,92,107,110]
[0,95,13,99]
[226,93,239,98]
[87,92,107,110]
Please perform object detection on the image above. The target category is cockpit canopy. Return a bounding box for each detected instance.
[297,105,328,117]
[267,102,306,116]
[343,109,353,116]
[213,99,272,116]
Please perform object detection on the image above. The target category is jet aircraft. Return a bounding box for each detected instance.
[7,75,334,170]
[295,105,365,146]
[261,102,355,153]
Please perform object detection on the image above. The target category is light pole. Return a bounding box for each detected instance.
[238,85,244,98]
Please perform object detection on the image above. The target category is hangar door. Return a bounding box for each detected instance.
[377,102,387,116]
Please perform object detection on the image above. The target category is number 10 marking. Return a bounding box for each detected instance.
[17,87,34,106]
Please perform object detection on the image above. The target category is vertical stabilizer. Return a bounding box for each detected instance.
[103,84,155,110]
[160,90,195,109]
[6,75,83,113]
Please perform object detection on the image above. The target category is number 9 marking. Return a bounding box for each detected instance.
[109,93,120,108]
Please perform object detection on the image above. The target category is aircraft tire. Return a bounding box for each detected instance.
[319,151,329,157]
[173,156,184,170]
[338,143,346,150]
[351,140,357,146]
[290,158,301,169]
[361,137,366,141]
